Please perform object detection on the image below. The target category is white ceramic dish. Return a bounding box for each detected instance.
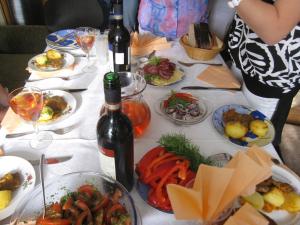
[261,165,300,225]
[28,52,75,73]
[0,156,36,221]
[38,90,77,127]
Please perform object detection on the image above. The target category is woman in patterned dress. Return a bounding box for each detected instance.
[227,0,300,154]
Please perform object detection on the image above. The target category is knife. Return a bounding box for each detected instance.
[42,88,87,92]
[181,86,241,91]
[29,155,72,166]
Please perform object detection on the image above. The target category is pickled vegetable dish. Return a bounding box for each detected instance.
[36,184,131,225]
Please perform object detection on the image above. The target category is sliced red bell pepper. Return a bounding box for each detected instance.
[75,200,92,222]
[144,152,174,179]
[136,146,166,176]
[36,218,72,225]
[62,197,73,210]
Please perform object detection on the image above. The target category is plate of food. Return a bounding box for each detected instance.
[0,156,36,221]
[155,91,212,125]
[28,49,75,72]
[11,172,141,225]
[241,165,300,225]
[212,104,275,147]
[46,29,79,50]
[135,133,214,213]
[139,56,185,86]
[38,90,77,126]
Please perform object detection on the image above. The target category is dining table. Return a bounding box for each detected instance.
[0,37,283,225]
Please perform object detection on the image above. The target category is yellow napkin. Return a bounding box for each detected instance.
[167,146,272,223]
[224,203,268,225]
[131,32,171,56]
[197,66,241,89]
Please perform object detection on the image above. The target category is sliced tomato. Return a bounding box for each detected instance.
[36,218,71,225]
[106,203,127,223]
[78,184,95,198]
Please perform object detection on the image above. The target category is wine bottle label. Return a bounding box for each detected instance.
[115,52,124,64]
[99,147,116,179]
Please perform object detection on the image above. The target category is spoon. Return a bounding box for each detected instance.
[40,154,46,218]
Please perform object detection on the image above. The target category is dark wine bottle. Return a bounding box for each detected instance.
[97,72,134,191]
[108,0,131,72]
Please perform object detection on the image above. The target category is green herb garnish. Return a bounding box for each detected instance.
[158,133,213,171]
[148,56,161,65]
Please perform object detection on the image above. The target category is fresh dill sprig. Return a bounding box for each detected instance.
[158,133,213,171]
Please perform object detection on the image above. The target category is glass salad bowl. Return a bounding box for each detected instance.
[10,171,141,225]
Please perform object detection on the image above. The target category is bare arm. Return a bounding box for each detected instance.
[236,0,300,44]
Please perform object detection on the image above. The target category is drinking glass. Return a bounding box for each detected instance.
[8,87,52,149]
[75,27,97,72]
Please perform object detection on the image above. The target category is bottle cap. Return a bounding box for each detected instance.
[103,72,121,104]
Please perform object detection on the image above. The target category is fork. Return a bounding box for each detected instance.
[6,124,78,138]
[177,60,223,67]
[26,75,80,82]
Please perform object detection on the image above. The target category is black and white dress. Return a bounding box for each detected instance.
[227,1,300,145]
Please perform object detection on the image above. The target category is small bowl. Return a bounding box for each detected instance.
[10,171,141,225]
[180,34,223,61]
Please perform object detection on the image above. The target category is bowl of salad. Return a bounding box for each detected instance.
[10,172,141,225]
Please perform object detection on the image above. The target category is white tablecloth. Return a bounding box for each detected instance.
[0,40,281,224]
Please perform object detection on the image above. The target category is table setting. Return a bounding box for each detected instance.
[0,27,300,225]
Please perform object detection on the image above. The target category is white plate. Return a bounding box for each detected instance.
[0,156,36,221]
[261,165,300,225]
[155,92,212,125]
[28,52,75,73]
[38,90,77,127]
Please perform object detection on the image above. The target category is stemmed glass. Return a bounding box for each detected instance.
[8,87,52,149]
[75,27,97,72]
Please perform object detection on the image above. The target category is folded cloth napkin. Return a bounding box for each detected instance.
[224,203,268,225]
[131,32,171,56]
[197,65,241,89]
[167,146,272,224]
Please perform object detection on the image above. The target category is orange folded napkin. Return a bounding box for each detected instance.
[224,203,268,225]
[131,32,171,56]
[167,146,272,223]
[197,65,241,89]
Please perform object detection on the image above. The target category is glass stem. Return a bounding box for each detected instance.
[33,122,40,141]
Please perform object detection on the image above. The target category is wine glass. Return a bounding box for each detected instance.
[8,87,52,149]
[75,27,97,72]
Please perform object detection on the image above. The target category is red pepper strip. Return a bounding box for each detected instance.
[152,155,185,171]
[50,202,62,214]
[178,170,196,186]
[155,163,188,205]
[78,184,95,199]
[174,93,197,102]
[136,146,166,175]
[92,195,110,212]
[36,218,72,225]
[106,203,126,223]
[177,160,190,180]
[143,162,176,184]
[144,152,174,179]
[75,211,88,225]
[75,200,93,222]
